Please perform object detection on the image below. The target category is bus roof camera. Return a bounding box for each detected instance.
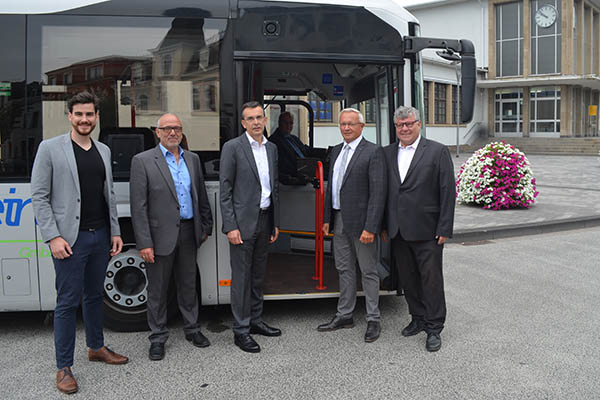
[263,20,280,37]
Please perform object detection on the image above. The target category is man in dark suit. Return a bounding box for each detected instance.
[220,101,281,353]
[383,105,455,352]
[317,108,386,343]
[268,112,309,177]
[130,113,213,361]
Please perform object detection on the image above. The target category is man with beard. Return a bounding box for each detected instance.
[31,91,128,395]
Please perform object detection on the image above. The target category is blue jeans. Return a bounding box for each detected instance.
[53,225,110,369]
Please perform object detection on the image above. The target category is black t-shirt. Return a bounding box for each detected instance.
[72,140,109,230]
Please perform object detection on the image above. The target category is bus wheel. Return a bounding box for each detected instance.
[103,248,150,332]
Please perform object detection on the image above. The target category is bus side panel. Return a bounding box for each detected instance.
[215,188,232,305]
[198,183,219,305]
[0,184,42,311]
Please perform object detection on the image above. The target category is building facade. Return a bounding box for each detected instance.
[409,0,600,144]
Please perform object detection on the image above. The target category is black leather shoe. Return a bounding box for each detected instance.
[149,343,165,361]
[234,334,261,353]
[426,333,442,352]
[317,316,354,332]
[185,331,210,348]
[401,320,424,337]
[364,321,381,343]
[250,322,282,337]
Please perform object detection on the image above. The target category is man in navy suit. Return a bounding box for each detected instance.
[383,106,456,352]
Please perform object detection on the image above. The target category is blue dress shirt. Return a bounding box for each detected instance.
[159,143,193,219]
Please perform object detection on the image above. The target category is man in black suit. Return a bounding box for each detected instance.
[220,101,281,353]
[383,105,455,352]
[317,108,386,343]
[268,112,309,177]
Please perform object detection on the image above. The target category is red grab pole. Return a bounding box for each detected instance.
[314,161,326,290]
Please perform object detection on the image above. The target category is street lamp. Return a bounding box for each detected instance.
[437,50,462,157]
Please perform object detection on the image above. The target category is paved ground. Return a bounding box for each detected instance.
[452,154,600,240]
[1,227,599,400]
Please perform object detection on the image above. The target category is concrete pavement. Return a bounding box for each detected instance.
[451,153,600,241]
[1,227,599,399]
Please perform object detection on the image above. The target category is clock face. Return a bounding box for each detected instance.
[535,5,557,28]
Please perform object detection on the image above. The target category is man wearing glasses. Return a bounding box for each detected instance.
[382,106,455,352]
[130,113,213,361]
[220,101,281,353]
[317,108,386,343]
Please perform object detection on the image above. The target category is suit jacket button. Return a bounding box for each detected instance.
[176,223,180,227]
[75,216,79,219]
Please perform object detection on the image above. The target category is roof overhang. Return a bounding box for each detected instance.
[478,75,600,91]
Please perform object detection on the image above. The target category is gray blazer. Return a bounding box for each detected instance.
[129,145,213,256]
[383,137,455,241]
[219,134,280,240]
[31,133,120,246]
[323,137,386,238]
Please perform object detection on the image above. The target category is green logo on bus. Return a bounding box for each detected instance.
[19,247,52,258]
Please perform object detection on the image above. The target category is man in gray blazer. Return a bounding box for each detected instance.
[383,106,455,352]
[31,91,127,395]
[130,113,213,361]
[317,108,386,343]
[220,101,281,353]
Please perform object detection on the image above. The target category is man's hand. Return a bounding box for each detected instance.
[110,236,123,257]
[436,235,448,245]
[359,230,375,244]
[49,237,73,259]
[270,227,279,244]
[140,247,155,264]
[227,229,243,245]
[322,223,330,236]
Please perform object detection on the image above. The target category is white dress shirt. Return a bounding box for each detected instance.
[397,134,421,183]
[332,135,363,210]
[246,132,272,208]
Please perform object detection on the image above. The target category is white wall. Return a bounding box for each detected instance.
[409,0,488,70]
[410,0,489,145]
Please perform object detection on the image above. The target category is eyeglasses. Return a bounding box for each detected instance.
[158,126,183,133]
[339,122,362,128]
[244,116,265,123]
[395,120,420,129]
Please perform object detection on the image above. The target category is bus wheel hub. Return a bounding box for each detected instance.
[105,250,148,307]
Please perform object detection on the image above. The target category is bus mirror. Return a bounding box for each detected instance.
[460,54,476,124]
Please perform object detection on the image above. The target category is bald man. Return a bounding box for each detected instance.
[130,113,213,361]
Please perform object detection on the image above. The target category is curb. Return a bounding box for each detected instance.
[450,216,600,243]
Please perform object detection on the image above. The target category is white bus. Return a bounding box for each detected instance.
[0,0,475,331]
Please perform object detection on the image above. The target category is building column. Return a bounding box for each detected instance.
[560,85,571,137]
[523,0,531,77]
[523,89,530,137]
[562,0,575,75]
[489,0,497,79]
[594,10,600,75]
[586,5,593,74]
[577,0,585,74]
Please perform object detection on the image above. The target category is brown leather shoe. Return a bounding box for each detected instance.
[88,346,129,365]
[56,367,78,394]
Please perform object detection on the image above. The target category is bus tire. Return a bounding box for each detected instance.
[102,247,182,332]
[103,248,150,332]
